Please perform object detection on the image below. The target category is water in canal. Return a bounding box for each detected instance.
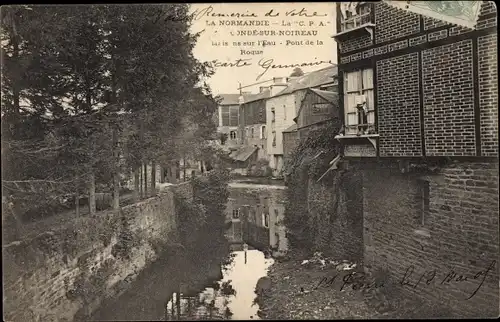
[90,180,288,321]
[165,248,273,320]
[164,180,288,320]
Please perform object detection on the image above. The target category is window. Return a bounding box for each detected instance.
[344,68,375,135]
[312,103,330,115]
[283,105,287,120]
[261,125,266,139]
[221,106,230,126]
[249,209,256,223]
[417,179,430,226]
[230,131,237,140]
[251,127,255,138]
[271,108,276,122]
[262,213,269,228]
[272,131,276,147]
[229,106,239,126]
[340,2,371,32]
[232,209,240,220]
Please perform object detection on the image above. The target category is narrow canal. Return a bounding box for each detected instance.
[90,179,288,321]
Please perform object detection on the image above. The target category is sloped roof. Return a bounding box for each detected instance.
[218,92,261,105]
[294,88,339,122]
[242,89,271,104]
[310,88,338,104]
[282,124,297,133]
[275,65,338,97]
[218,94,241,105]
[229,146,258,162]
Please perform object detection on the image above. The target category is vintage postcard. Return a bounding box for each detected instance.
[1,2,498,321]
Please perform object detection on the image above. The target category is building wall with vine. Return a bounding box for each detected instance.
[283,120,363,260]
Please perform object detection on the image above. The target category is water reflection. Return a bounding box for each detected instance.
[165,250,273,320]
[90,181,286,321]
[225,183,289,257]
[165,182,286,321]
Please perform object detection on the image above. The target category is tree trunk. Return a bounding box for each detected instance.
[133,167,140,202]
[12,24,21,124]
[137,163,144,199]
[143,163,148,197]
[151,160,156,196]
[113,174,120,210]
[112,127,120,211]
[159,165,164,184]
[88,172,96,216]
[183,154,186,182]
[75,174,80,216]
[176,285,181,319]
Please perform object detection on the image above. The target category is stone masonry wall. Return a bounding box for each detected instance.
[307,169,364,261]
[362,160,499,317]
[3,184,191,322]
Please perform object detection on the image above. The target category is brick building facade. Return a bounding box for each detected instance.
[334,1,498,317]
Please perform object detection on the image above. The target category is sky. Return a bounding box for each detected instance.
[189,3,337,95]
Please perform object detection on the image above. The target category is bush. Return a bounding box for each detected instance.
[176,169,232,264]
[284,120,341,252]
[247,158,272,177]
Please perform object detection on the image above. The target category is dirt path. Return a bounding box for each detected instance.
[255,251,461,319]
[255,255,385,319]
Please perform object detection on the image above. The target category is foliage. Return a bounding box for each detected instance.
[286,120,341,180]
[174,193,208,250]
[247,158,273,177]
[220,280,236,296]
[175,169,231,263]
[284,121,341,251]
[218,132,228,145]
[289,67,304,77]
[1,4,218,221]
[111,211,141,260]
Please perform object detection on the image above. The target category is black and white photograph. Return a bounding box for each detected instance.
[1,1,498,321]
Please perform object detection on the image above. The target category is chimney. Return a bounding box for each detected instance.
[259,86,269,93]
[270,76,288,96]
[273,77,286,85]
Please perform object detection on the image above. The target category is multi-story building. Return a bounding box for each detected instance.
[294,88,340,140]
[333,1,498,317]
[266,66,338,176]
[237,79,287,163]
[216,93,251,148]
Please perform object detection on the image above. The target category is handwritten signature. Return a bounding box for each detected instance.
[400,260,496,300]
[314,271,385,292]
[210,58,335,81]
[193,5,328,21]
[312,260,496,300]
